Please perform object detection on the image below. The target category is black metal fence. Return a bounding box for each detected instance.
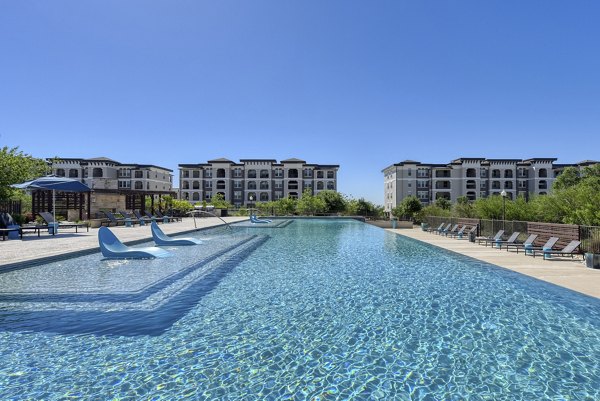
[0,200,21,215]
[424,215,600,254]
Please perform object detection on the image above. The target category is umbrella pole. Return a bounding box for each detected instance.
[53,189,56,235]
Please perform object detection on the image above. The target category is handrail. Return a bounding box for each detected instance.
[187,210,233,230]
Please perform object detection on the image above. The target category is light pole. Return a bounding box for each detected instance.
[500,189,507,230]
[249,195,254,216]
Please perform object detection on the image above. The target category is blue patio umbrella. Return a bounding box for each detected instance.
[12,176,91,223]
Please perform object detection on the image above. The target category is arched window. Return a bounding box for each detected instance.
[466,191,476,201]
[492,181,501,189]
[466,180,476,189]
[93,168,103,178]
[182,181,190,190]
[504,181,513,189]
[466,169,476,178]
[538,168,548,178]
[317,171,324,178]
[247,192,256,201]
[192,181,200,189]
[260,193,269,202]
[288,169,298,178]
[288,180,298,190]
[216,169,225,178]
[68,169,78,178]
[55,168,65,177]
[289,192,298,199]
[217,192,225,198]
[327,171,334,179]
[248,181,256,190]
[260,181,269,190]
[317,181,324,190]
[134,181,143,190]
[504,170,513,178]
[192,192,200,201]
[247,170,257,178]
[539,180,547,190]
[492,169,501,178]
[327,181,334,190]
[217,180,226,190]
[260,170,269,178]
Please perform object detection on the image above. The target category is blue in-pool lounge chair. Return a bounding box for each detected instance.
[0,212,22,240]
[250,215,272,224]
[151,222,202,246]
[98,227,171,259]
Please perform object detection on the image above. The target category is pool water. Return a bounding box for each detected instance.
[1,219,599,400]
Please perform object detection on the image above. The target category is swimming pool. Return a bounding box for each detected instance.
[1,219,599,399]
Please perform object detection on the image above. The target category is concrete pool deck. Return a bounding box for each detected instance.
[0,217,248,268]
[388,227,600,299]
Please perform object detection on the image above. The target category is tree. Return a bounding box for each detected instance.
[171,198,193,214]
[434,197,452,210]
[316,190,347,214]
[0,146,48,200]
[453,196,476,218]
[553,167,581,191]
[209,193,231,209]
[391,195,422,221]
[274,197,297,215]
[297,190,327,215]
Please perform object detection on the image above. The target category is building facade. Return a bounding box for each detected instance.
[382,158,598,213]
[49,157,174,217]
[179,158,339,207]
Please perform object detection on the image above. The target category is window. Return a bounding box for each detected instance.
[234,180,242,189]
[303,169,312,178]
[466,168,476,178]
[288,169,298,178]
[504,170,513,178]
[317,181,324,190]
[217,180,225,190]
[182,181,190,190]
[491,169,501,178]
[274,181,283,189]
[56,168,66,177]
[68,169,78,178]
[248,182,257,190]
[492,181,500,189]
[193,170,200,178]
[205,170,213,178]
[134,171,143,178]
[538,168,548,178]
[192,181,200,190]
[327,181,334,190]
[539,180,547,190]
[204,181,212,189]
[289,192,298,199]
[467,191,476,201]
[407,169,411,177]
[504,181,513,189]
[192,192,200,201]
[205,192,212,200]
[216,169,225,178]
[327,171,334,179]
[274,169,283,178]
[417,180,428,188]
[260,193,269,202]
[247,192,256,201]
[234,191,242,200]
[233,169,243,178]
[93,168,103,178]
[317,171,324,179]
[274,191,283,200]
[288,180,298,190]
[183,170,189,178]
[466,180,476,189]
[134,181,143,190]
[260,181,269,190]
[260,169,269,178]
[247,170,257,178]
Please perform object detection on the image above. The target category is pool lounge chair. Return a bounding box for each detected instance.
[447,225,466,238]
[493,232,521,249]
[39,212,89,232]
[132,210,155,225]
[145,211,163,223]
[98,227,171,259]
[102,211,126,226]
[454,225,477,240]
[476,230,505,246]
[155,210,182,222]
[428,223,445,234]
[505,234,539,253]
[442,224,459,236]
[151,222,202,246]
[524,237,560,256]
[532,240,581,260]
[118,211,143,226]
[0,212,22,240]
[435,223,452,235]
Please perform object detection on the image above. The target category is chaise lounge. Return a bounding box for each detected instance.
[39,212,89,233]
[532,240,581,260]
[98,227,171,259]
[476,230,505,246]
[151,222,202,245]
[505,234,538,253]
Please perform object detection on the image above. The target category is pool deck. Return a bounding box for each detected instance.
[389,227,600,299]
[0,217,248,268]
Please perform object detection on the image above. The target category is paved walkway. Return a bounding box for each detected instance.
[0,217,248,267]
[388,227,600,299]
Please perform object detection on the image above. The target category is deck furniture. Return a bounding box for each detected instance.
[506,234,539,253]
[0,212,23,240]
[39,212,89,233]
[435,223,452,235]
[532,240,581,260]
[493,232,521,249]
[442,224,459,236]
[155,210,182,222]
[101,211,126,226]
[98,227,170,259]
[151,222,202,246]
[132,210,154,225]
[476,230,505,246]
[524,237,560,257]
[428,223,445,234]
[118,211,143,226]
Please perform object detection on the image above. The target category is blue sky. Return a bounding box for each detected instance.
[1,1,599,204]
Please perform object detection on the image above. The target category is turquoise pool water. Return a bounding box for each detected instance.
[1,219,599,400]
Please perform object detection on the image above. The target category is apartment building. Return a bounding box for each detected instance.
[49,157,174,216]
[179,158,339,207]
[382,158,598,213]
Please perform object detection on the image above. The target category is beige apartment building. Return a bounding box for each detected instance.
[382,158,598,213]
[49,157,174,217]
[179,158,339,207]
